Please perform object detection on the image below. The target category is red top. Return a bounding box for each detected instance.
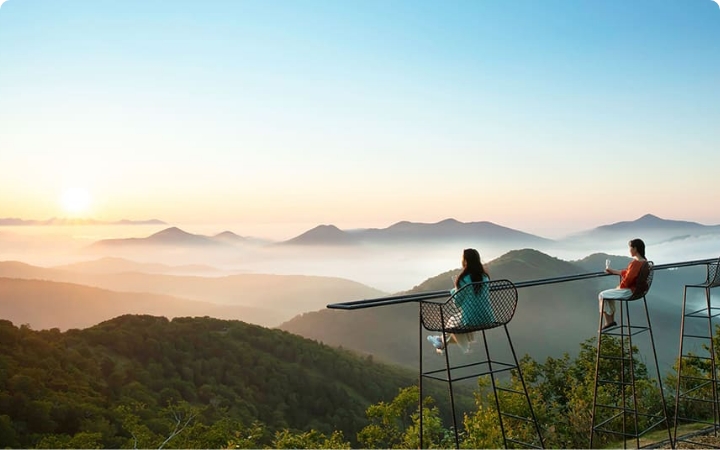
[619,259,645,290]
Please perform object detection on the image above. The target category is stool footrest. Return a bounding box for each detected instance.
[598,354,634,362]
[684,306,720,319]
[675,416,720,427]
[602,325,650,337]
[678,396,717,404]
[593,416,667,437]
[505,437,542,449]
[421,359,517,382]
[680,355,713,362]
[496,386,526,396]
[500,411,535,423]
[596,378,634,387]
[682,333,714,340]
[677,376,715,386]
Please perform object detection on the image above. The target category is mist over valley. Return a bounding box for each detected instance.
[1,213,718,373]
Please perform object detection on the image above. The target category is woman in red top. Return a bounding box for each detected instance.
[598,238,647,330]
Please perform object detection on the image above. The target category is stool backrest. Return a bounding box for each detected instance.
[628,261,653,301]
[420,279,518,333]
[707,257,720,288]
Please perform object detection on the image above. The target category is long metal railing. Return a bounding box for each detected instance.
[326,257,717,310]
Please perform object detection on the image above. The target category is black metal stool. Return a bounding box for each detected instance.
[590,261,672,449]
[419,279,544,449]
[673,256,720,448]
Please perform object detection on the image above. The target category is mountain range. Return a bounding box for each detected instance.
[565,214,720,244]
[88,226,246,249]
[81,214,720,250]
[281,218,556,246]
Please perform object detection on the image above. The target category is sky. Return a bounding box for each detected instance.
[1,0,719,239]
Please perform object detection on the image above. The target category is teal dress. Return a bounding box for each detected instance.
[450,273,495,327]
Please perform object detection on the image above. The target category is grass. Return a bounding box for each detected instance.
[602,422,712,449]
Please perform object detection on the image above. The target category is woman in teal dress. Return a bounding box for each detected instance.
[427,248,494,354]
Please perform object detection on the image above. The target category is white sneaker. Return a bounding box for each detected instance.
[427,335,445,351]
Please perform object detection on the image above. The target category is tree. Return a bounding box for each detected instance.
[357,385,451,449]
[271,429,350,449]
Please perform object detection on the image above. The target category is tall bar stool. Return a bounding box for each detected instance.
[673,256,720,448]
[419,279,544,449]
[590,261,672,449]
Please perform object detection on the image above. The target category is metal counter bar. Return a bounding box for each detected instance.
[326,257,717,311]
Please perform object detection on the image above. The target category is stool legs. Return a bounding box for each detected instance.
[642,296,673,448]
[591,297,671,448]
[419,324,544,449]
[479,326,544,449]
[673,284,720,447]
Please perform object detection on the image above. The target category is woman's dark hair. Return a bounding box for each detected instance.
[457,248,489,287]
[629,238,646,259]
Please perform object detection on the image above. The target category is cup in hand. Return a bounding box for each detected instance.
[605,259,611,270]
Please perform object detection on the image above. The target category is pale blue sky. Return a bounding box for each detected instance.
[1,0,719,238]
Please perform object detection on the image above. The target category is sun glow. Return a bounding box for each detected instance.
[60,187,92,216]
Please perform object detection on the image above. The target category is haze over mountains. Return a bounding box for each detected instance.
[89,226,242,249]
[73,213,720,251]
[0,260,386,328]
[0,217,165,226]
[2,212,719,290]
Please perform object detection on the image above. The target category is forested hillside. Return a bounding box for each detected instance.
[0,315,460,448]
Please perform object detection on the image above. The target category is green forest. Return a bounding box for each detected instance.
[0,314,717,448]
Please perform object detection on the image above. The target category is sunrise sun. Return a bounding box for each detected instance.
[60,187,92,216]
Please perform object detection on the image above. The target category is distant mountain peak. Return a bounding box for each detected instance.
[282,224,356,246]
[568,214,720,242]
[214,231,242,238]
[150,227,191,238]
[88,226,223,249]
[212,231,248,243]
[312,224,342,232]
[436,218,461,225]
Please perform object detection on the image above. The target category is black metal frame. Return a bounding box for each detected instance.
[418,279,544,449]
[590,261,672,449]
[673,257,720,448]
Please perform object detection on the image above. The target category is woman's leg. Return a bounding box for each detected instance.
[598,289,631,328]
[452,332,472,353]
[598,291,616,327]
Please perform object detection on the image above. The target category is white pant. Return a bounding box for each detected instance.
[598,288,633,315]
